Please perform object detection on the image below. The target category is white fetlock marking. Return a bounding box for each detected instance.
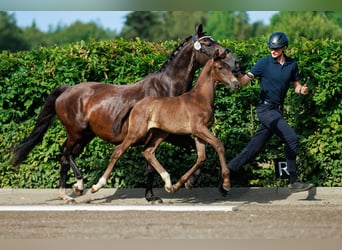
[76,179,84,191]
[99,177,107,186]
[58,188,74,201]
[58,188,66,199]
[160,172,172,190]
[93,177,107,192]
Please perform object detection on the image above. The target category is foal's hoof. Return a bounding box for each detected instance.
[218,184,230,197]
[90,186,99,193]
[72,184,84,196]
[164,185,174,193]
[185,181,193,190]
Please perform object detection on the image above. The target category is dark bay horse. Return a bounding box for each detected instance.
[91,49,239,194]
[12,24,240,202]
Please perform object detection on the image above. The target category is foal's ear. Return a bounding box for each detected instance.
[213,49,221,61]
[219,50,227,59]
[213,49,227,61]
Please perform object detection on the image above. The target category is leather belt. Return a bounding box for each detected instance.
[259,100,282,110]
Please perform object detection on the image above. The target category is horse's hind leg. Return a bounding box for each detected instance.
[172,137,206,192]
[58,134,94,200]
[58,143,81,201]
[145,163,162,203]
[58,149,73,201]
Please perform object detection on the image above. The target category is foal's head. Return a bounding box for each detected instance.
[212,50,240,91]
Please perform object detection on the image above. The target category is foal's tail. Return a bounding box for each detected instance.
[12,85,69,166]
[112,104,133,136]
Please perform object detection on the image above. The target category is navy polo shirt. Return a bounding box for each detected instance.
[250,55,300,105]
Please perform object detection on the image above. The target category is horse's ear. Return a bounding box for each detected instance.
[195,24,204,36]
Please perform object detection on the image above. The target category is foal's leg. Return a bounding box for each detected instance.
[172,137,206,192]
[145,134,196,202]
[195,128,231,192]
[90,142,128,193]
[142,131,173,192]
[91,129,142,193]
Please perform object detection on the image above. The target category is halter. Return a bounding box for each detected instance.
[192,35,231,57]
[192,35,216,57]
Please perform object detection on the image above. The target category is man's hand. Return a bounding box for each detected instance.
[301,83,309,95]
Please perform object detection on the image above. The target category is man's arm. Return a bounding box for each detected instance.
[237,72,254,87]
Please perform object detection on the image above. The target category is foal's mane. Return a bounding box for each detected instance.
[155,35,192,73]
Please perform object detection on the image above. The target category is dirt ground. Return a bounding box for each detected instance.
[0,187,341,239]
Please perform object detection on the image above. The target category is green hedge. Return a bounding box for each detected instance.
[1,37,341,189]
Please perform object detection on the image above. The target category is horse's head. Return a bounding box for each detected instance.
[192,24,241,74]
[212,49,240,91]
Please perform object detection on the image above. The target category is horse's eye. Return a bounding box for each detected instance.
[206,42,213,47]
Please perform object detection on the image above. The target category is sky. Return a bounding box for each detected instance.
[9,11,278,33]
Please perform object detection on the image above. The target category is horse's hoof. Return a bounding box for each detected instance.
[64,199,76,205]
[184,182,193,190]
[58,194,75,202]
[145,192,163,204]
[147,196,163,205]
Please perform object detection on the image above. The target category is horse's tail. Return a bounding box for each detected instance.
[112,104,133,136]
[12,85,69,166]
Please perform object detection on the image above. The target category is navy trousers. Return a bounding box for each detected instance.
[228,103,298,173]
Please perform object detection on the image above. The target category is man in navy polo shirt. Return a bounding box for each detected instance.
[227,32,314,193]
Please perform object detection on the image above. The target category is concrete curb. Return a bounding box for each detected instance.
[0,187,341,206]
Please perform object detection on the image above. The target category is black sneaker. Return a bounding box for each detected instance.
[288,182,314,193]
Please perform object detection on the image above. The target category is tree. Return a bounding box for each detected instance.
[160,11,208,40]
[269,11,342,41]
[120,11,162,41]
[46,21,113,46]
[0,11,29,51]
[120,11,208,41]
[323,11,342,27]
[22,21,50,49]
[206,11,268,41]
[206,11,236,40]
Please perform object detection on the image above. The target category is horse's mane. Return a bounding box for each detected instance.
[155,35,192,73]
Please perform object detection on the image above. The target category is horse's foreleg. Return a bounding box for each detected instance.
[173,137,206,192]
